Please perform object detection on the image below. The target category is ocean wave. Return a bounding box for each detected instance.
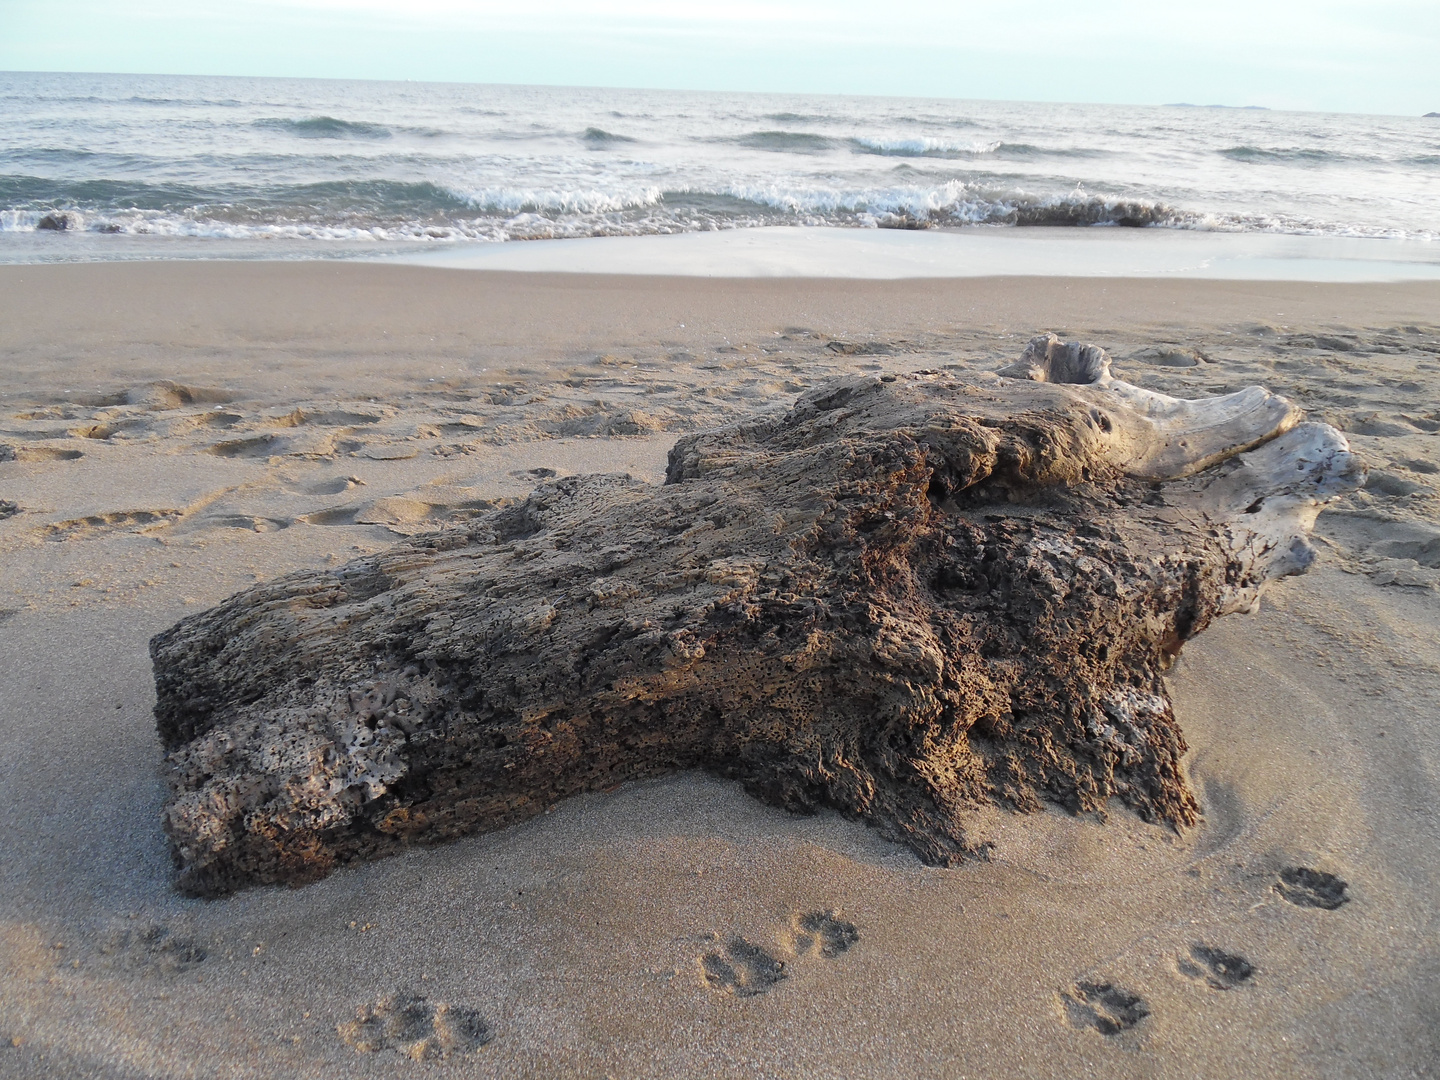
[0,178,1142,240]
[1219,145,1372,165]
[582,127,638,146]
[762,112,831,123]
[737,131,836,153]
[0,174,218,211]
[718,180,1181,228]
[2,175,1432,244]
[7,147,111,165]
[888,115,983,130]
[253,116,393,140]
[0,173,670,221]
[447,184,663,215]
[845,137,1108,161]
[850,137,1002,157]
[0,174,486,215]
[990,143,1112,160]
[128,95,245,108]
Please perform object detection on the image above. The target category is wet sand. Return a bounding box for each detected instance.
[1,263,1438,1079]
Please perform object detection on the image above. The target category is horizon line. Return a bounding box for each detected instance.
[7,67,1435,121]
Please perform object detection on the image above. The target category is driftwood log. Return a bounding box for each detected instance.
[152,336,1363,896]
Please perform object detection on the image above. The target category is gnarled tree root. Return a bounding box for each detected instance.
[152,336,1363,896]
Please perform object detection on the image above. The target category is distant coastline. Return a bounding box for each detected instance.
[1164,103,1270,109]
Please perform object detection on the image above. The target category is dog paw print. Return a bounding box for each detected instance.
[788,910,859,958]
[1178,945,1255,990]
[700,938,787,997]
[1275,867,1349,910]
[1060,980,1149,1035]
[338,991,491,1061]
[700,909,860,997]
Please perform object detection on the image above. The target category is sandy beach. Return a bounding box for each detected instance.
[1,261,1438,1079]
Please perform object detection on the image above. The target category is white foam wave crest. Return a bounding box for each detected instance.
[717,179,1147,225]
[0,210,45,231]
[3,186,1432,245]
[719,178,970,217]
[851,136,1003,156]
[444,184,664,215]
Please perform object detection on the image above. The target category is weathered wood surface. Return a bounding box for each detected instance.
[152,336,1362,896]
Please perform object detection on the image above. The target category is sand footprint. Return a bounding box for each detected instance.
[785,910,860,959]
[0,444,83,463]
[338,991,492,1061]
[1065,867,1338,1031]
[205,434,284,458]
[1177,945,1255,991]
[55,922,207,977]
[1059,981,1150,1035]
[700,938,788,997]
[304,475,367,496]
[1275,867,1350,910]
[127,380,235,410]
[40,509,182,541]
[700,910,859,997]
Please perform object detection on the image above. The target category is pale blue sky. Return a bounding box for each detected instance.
[2,0,1436,114]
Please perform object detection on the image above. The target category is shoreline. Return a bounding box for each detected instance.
[392,227,1440,282]
[4,226,1440,282]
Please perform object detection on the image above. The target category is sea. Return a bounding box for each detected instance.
[2,70,1438,265]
